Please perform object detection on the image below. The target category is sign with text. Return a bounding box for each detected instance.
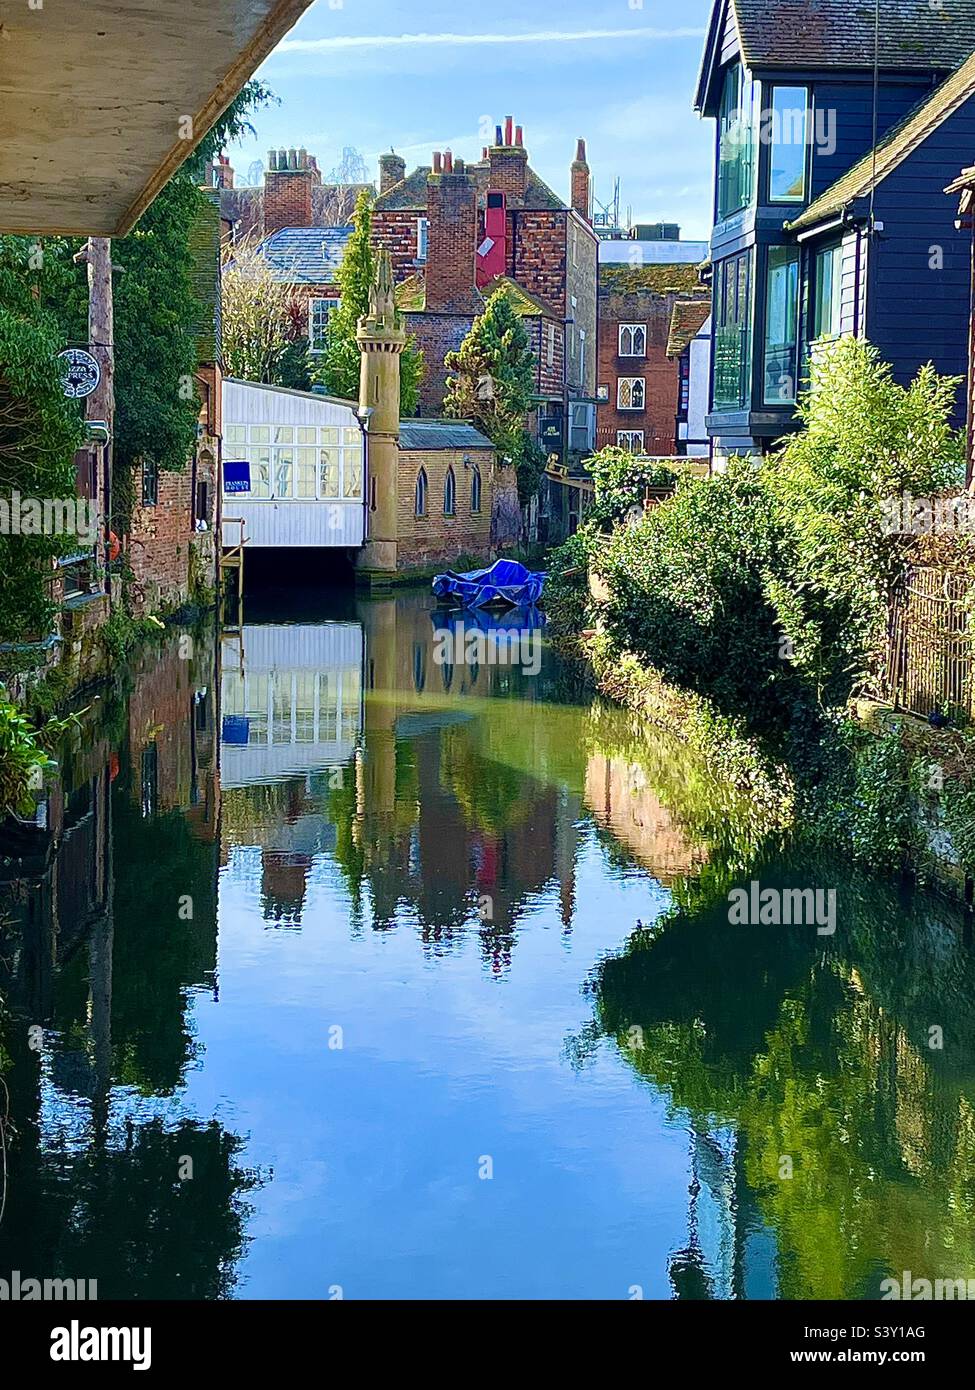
[223,460,251,494]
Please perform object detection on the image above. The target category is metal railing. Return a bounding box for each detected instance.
[886,565,973,723]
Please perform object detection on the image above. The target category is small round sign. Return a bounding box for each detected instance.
[58,348,101,400]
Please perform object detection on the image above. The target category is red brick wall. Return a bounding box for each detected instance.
[404,311,475,414]
[264,169,318,233]
[372,208,424,282]
[488,147,529,202]
[596,291,685,455]
[425,170,480,314]
[128,469,192,614]
[511,211,567,316]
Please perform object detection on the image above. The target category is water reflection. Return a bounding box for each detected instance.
[0,589,974,1298]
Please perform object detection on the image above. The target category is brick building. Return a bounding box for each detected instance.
[371,121,598,462]
[596,260,708,455]
[127,191,222,614]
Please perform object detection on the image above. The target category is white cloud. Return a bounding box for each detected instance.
[276,27,705,55]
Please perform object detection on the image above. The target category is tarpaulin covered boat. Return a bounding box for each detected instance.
[432,559,546,610]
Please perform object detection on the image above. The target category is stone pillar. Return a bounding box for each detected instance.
[356,249,405,577]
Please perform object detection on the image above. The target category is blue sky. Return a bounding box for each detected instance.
[230,0,717,237]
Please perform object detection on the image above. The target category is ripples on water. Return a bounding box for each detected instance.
[1,589,974,1299]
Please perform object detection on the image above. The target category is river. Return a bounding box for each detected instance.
[1,588,974,1299]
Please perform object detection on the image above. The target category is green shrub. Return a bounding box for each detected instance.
[584,446,679,528]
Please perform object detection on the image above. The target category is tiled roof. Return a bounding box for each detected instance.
[374,161,566,212]
[787,46,975,232]
[735,0,975,69]
[598,263,703,296]
[398,420,493,451]
[256,225,353,284]
[188,187,221,364]
[666,298,712,358]
[393,273,555,317]
[696,0,975,110]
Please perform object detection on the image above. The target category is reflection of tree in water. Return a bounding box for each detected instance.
[587,857,975,1299]
[0,1111,262,1299]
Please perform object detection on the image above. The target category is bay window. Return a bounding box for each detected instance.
[763,245,800,404]
[713,250,753,410]
[717,62,757,220]
[766,86,809,203]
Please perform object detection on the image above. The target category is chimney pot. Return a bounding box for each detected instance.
[444,149,453,173]
[454,157,465,174]
[575,138,587,164]
[482,146,489,160]
[299,147,308,169]
[515,125,524,147]
[268,149,277,171]
[432,150,442,173]
[504,116,514,146]
[495,124,503,146]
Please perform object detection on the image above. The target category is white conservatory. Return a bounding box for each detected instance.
[221,379,365,549]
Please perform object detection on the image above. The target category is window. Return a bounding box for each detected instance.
[221,421,362,500]
[618,324,647,357]
[678,353,690,419]
[617,431,644,452]
[309,297,339,353]
[717,62,757,220]
[766,86,808,203]
[813,242,843,340]
[617,378,645,411]
[141,459,158,506]
[417,217,429,262]
[470,464,482,513]
[444,465,456,516]
[195,478,209,525]
[415,467,427,516]
[763,245,800,404]
[713,249,753,410]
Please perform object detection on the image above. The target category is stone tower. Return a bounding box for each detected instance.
[356,248,406,576]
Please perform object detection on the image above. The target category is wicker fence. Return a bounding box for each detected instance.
[886,565,974,722]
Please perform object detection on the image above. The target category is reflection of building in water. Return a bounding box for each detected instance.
[220,623,363,788]
[584,751,707,886]
[220,622,363,925]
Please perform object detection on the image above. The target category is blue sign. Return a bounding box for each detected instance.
[222,715,250,745]
[224,460,251,494]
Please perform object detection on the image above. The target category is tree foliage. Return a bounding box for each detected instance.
[311,190,423,412]
[221,235,309,387]
[444,287,543,502]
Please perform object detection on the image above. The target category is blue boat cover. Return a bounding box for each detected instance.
[432,559,546,609]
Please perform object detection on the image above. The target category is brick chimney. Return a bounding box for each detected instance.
[426,151,480,313]
[264,147,322,232]
[379,150,406,195]
[571,139,591,222]
[206,154,234,190]
[488,116,529,204]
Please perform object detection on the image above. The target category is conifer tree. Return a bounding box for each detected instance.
[312,190,423,413]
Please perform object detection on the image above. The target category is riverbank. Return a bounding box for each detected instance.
[548,572,975,906]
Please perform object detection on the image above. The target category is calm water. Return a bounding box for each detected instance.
[2,588,975,1300]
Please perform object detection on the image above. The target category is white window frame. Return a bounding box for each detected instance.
[618,323,647,357]
[417,217,429,262]
[617,430,644,452]
[617,377,646,411]
[309,297,339,353]
[222,422,364,502]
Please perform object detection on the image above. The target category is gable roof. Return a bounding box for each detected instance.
[255,225,353,284]
[374,160,566,213]
[393,272,557,317]
[667,298,712,358]
[695,0,975,110]
[787,45,975,233]
[399,420,493,451]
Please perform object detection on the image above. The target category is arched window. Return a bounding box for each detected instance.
[415,467,427,516]
[470,464,482,514]
[444,465,456,516]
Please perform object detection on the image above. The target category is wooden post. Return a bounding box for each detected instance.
[74,237,115,584]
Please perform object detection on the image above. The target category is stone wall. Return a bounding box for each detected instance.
[396,448,494,567]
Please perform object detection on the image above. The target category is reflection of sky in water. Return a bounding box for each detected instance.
[5,590,975,1300]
